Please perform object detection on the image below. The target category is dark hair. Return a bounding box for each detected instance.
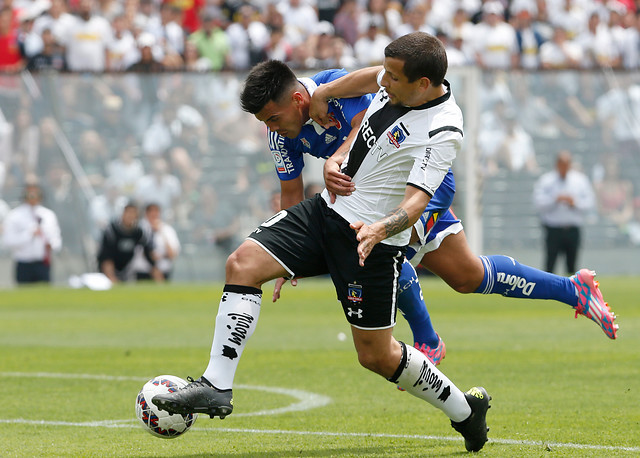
[384,32,447,86]
[240,60,299,114]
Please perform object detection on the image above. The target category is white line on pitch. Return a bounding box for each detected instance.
[0,371,331,417]
[1,419,638,453]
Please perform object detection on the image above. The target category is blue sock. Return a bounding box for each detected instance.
[475,255,577,306]
[398,259,440,348]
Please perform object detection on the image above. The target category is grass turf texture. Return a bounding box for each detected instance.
[1,277,638,457]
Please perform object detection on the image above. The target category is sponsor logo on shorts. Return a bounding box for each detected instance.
[347,307,363,318]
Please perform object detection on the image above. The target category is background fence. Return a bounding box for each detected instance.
[0,67,639,286]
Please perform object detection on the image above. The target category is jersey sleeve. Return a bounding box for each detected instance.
[407,128,462,197]
[268,131,305,181]
[335,94,374,126]
[314,68,374,126]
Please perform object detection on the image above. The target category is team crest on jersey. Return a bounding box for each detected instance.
[327,113,342,129]
[347,283,363,302]
[387,122,410,148]
[300,138,311,149]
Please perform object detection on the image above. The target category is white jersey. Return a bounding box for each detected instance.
[324,80,463,246]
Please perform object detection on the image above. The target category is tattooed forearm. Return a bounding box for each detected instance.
[382,207,410,237]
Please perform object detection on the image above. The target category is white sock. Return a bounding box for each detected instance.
[202,285,262,390]
[391,342,471,422]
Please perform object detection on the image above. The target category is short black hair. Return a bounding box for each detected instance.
[384,32,448,86]
[240,60,299,114]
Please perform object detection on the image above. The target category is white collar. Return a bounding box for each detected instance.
[299,77,326,134]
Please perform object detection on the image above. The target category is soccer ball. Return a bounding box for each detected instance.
[135,375,198,439]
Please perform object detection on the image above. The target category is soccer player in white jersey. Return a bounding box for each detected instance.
[154,32,491,452]
[310,61,618,343]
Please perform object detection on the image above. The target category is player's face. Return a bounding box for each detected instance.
[380,57,427,107]
[255,96,305,138]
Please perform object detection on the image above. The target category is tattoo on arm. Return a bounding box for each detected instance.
[382,207,410,238]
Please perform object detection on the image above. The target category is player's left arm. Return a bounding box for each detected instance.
[351,186,431,267]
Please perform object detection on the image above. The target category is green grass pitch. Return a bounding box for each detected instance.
[1,276,639,457]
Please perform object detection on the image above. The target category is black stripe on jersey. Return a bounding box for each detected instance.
[343,103,412,178]
[429,126,463,138]
[407,182,433,198]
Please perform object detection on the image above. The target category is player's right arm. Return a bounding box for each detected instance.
[323,109,366,203]
[311,66,382,128]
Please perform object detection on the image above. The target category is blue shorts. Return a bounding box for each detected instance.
[406,169,463,266]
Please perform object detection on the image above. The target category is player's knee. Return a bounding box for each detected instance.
[225,245,255,282]
[449,279,477,294]
[356,350,393,377]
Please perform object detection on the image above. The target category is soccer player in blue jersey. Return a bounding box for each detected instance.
[310,64,618,341]
[243,61,446,365]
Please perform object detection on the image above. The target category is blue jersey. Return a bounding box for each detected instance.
[268,69,374,181]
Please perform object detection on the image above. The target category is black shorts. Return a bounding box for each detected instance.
[247,194,405,329]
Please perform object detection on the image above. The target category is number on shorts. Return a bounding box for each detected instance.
[261,210,288,227]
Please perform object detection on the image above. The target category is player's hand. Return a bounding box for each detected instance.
[309,86,335,129]
[272,277,298,302]
[350,221,381,267]
[324,157,354,203]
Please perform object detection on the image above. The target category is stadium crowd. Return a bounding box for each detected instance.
[1,0,640,73]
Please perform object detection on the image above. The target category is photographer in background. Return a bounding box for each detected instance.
[2,182,62,284]
[97,202,164,283]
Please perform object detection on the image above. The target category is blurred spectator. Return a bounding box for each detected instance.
[97,201,163,282]
[26,27,67,71]
[183,40,212,71]
[595,76,640,159]
[277,0,319,47]
[106,147,145,196]
[145,2,184,69]
[512,6,546,69]
[357,0,401,38]
[394,2,434,39]
[266,25,294,63]
[333,0,359,47]
[0,6,24,72]
[88,178,127,240]
[533,150,595,274]
[188,7,230,71]
[97,0,124,22]
[164,0,204,34]
[539,25,582,68]
[18,10,44,59]
[575,11,621,68]
[494,110,539,174]
[226,4,270,71]
[473,1,519,69]
[127,32,165,72]
[436,29,472,67]
[620,7,639,69]
[132,202,180,280]
[189,183,240,257]
[33,0,75,44]
[77,129,108,188]
[2,182,62,284]
[134,157,181,221]
[107,14,137,71]
[593,155,634,229]
[61,0,113,72]
[317,0,340,23]
[354,18,391,66]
